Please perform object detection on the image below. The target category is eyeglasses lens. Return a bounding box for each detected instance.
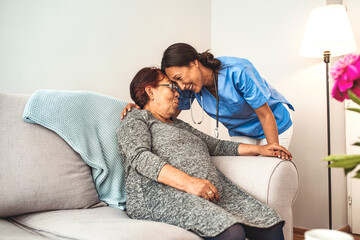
[171,83,178,92]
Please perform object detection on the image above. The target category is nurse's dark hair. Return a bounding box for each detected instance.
[161,43,222,73]
[130,67,164,109]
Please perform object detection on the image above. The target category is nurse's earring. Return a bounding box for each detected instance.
[192,60,199,68]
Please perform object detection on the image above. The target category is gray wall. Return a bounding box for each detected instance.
[0,0,213,134]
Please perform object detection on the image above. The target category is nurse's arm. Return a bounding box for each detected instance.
[254,103,279,144]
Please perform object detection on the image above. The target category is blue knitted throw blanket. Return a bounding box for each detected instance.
[23,89,128,210]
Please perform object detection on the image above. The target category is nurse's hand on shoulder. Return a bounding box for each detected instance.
[121,103,140,121]
[259,143,292,161]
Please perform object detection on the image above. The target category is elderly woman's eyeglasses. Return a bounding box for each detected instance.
[159,82,178,92]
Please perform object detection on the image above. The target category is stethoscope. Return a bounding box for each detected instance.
[190,71,219,138]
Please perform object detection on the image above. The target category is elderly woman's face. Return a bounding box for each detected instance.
[165,61,203,93]
[151,74,180,118]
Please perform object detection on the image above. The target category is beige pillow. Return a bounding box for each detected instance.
[0,93,104,217]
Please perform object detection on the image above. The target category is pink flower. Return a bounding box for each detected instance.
[352,83,360,97]
[331,54,360,102]
[331,80,348,101]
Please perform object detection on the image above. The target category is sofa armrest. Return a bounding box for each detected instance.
[211,156,298,205]
[211,156,298,240]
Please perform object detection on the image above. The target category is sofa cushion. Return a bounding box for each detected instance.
[0,93,104,218]
[22,90,129,209]
[0,219,47,239]
[10,207,201,240]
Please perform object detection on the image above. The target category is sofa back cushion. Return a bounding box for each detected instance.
[0,93,104,217]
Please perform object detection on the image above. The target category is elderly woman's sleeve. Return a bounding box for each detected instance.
[179,121,240,156]
[116,111,167,181]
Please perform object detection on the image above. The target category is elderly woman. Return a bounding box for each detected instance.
[116,67,292,240]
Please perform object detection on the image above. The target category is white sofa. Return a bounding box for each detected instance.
[0,92,298,240]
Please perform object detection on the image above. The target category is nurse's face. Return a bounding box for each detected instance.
[165,61,203,93]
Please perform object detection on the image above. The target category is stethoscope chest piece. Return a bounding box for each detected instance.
[214,127,219,138]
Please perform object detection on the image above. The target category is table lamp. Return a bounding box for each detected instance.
[299,4,357,229]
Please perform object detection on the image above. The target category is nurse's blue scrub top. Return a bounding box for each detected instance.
[177,57,294,139]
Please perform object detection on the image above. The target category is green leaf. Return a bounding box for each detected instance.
[345,166,357,175]
[328,161,360,169]
[323,155,360,162]
[353,170,360,179]
[348,89,360,105]
[347,107,360,113]
[324,155,360,170]
[324,155,360,176]
[353,142,360,147]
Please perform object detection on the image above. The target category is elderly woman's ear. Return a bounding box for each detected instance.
[145,86,154,101]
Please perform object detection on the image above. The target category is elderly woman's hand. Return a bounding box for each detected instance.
[157,164,219,202]
[121,103,140,121]
[185,177,220,202]
[259,143,292,161]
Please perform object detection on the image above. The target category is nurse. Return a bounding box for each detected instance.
[123,43,294,149]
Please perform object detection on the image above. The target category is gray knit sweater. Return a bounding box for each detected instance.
[116,109,283,237]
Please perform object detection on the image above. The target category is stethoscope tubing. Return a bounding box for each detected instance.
[190,71,219,138]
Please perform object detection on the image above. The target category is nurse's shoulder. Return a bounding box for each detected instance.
[216,56,256,73]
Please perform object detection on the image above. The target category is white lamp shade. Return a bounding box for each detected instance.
[299,4,357,58]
